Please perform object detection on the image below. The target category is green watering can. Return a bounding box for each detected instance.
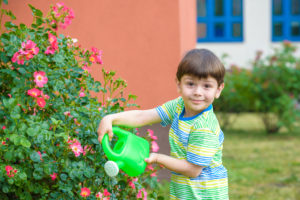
[102,127,150,177]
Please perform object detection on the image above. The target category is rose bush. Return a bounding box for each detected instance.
[0,1,162,199]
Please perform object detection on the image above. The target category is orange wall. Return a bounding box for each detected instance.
[3,0,196,109]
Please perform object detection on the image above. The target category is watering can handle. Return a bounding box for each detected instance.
[102,127,129,160]
[112,127,130,138]
[102,134,119,160]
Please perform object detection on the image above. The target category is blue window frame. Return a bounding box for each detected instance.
[272,0,300,41]
[197,0,243,42]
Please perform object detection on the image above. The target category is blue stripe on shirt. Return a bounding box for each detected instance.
[156,106,170,126]
[191,165,228,180]
[219,130,224,144]
[187,152,213,167]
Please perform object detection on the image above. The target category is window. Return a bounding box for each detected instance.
[272,0,300,41]
[197,0,243,42]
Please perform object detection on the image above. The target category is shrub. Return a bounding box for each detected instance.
[215,42,300,133]
[214,65,256,130]
[251,41,300,133]
[0,1,161,199]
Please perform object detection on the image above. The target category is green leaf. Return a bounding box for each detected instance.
[4,151,13,161]
[53,54,64,65]
[43,130,52,141]
[0,33,10,43]
[3,97,17,109]
[8,178,14,185]
[20,191,32,200]
[128,94,137,101]
[56,132,68,141]
[60,173,67,181]
[69,169,83,180]
[12,135,21,146]
[19,23,27,30]
[36,134,43,144]
[19,123,27,132]
[17,151,25,160]
[20,137,31,148]
[50,118,59,125]
[41,122,49,130]
[9,98,18,108]
[19,172,27,181]
[36,17,44,26]
[30,151,41,162]
[43,164,51,175]
[0,52,9,63]
[33,170,43,180]
[83,167,95,178]
[3,45,15,56]
[2,98,9,108]
[91,138,99,144]
[9,133,18,142]
[3,0,8,4]
[18,67,27,74]
[2,185,9,193]
[4,10,16,20]
[27,127,39,137]
[4,21,17,29]
[28,4,43,18]
[10,113,20,119]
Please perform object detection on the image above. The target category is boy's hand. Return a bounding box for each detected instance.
[145,153,159,164]
[97,115,114,144]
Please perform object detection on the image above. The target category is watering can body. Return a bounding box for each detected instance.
[102,127,150,177]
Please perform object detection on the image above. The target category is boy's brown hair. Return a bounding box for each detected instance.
[176,49,225,86]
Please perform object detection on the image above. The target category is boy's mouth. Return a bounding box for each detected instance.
[191,99,204,104]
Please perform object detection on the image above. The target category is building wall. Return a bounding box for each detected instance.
[3,0,196,109]
[2,0,198,180]
[196,0,300,68]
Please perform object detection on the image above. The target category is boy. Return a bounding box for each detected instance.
[97,49,228,199]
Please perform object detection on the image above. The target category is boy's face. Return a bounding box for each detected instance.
[176,75,224,117]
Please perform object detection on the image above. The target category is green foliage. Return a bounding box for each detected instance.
[0,3,161,199]
[215,42,300,133]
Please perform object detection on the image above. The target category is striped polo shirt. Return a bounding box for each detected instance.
[156,97,228,200]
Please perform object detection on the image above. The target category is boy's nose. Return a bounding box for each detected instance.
[194,86,203,96]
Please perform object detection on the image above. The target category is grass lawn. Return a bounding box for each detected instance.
[157,114,300,199]
[225,130,300,199]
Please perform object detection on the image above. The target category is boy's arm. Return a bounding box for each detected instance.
[97,109,161,143]
[145,153,204,178]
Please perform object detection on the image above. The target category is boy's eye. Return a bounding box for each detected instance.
[204,84,212,88]
[187,82,194,86]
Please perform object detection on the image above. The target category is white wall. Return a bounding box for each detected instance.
[196,0,300,68]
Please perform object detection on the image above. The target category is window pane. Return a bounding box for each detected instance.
[232,0,242,16]
[214,0,224,16]
[291,0,300,15]
[232,23,242,37]
[197,0,206,17]
[291,22,300,36]
[214,23,224,37]
[274,22,283,36]
[197,23,207,38]
[273,0,282,15]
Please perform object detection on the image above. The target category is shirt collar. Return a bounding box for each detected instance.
[179,104,213,121]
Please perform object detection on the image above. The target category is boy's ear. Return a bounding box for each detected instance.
[176,78,181,92]
[215,83,224,99]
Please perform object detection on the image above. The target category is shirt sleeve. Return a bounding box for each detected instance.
[187,128,219,167]
[155,98,179,127]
